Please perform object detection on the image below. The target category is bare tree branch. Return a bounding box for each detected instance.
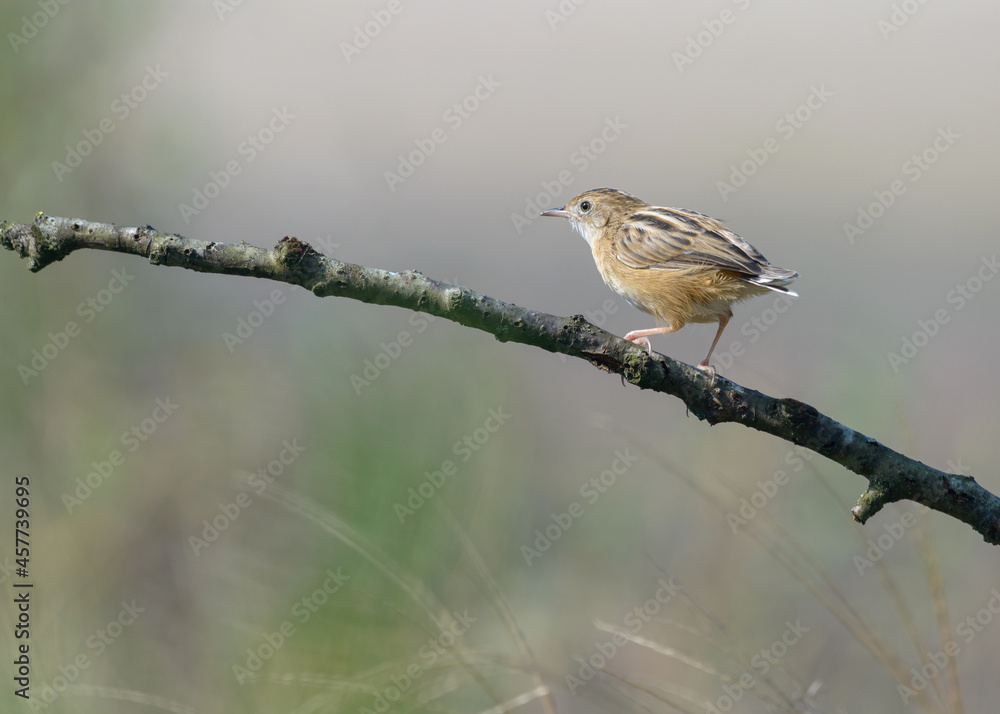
[4,213,998,544]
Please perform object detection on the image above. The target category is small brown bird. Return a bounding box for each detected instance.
[541,188,798,374]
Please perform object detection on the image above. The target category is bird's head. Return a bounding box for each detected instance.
[541,188,645,247]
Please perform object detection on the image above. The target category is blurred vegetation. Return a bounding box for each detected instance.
[2,2,1000,713]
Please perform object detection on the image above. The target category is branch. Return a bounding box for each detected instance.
[4,214,998,544]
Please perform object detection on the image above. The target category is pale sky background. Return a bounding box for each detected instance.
[3,2,1000,712]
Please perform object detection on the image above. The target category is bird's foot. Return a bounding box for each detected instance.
[697,360,717,386]
[623,332,653,355]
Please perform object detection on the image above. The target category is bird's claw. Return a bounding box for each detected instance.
[624,334,653,355]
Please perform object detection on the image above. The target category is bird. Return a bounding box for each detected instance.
[541,188,798,375]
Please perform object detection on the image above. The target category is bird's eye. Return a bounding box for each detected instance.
[580,200,592,212]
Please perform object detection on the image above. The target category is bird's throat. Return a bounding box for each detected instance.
[571,220,601,249]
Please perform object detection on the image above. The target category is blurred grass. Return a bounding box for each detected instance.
[3,2,1000,713]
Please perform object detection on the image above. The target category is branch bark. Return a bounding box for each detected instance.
[4,214,998,544]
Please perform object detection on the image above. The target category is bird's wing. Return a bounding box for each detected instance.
[611,206,769,276]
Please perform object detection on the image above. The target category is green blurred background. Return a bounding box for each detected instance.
[2,1,999,712]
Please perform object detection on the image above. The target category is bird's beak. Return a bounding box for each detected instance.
[540,207,572,219]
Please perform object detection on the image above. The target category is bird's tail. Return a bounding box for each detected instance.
[747,268,799,297]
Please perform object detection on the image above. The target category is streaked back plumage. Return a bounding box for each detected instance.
[589,189,798,296]
[541,187,799,371]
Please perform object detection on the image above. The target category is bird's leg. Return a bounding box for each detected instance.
[697,315,731,380]
[623,325,677,355]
